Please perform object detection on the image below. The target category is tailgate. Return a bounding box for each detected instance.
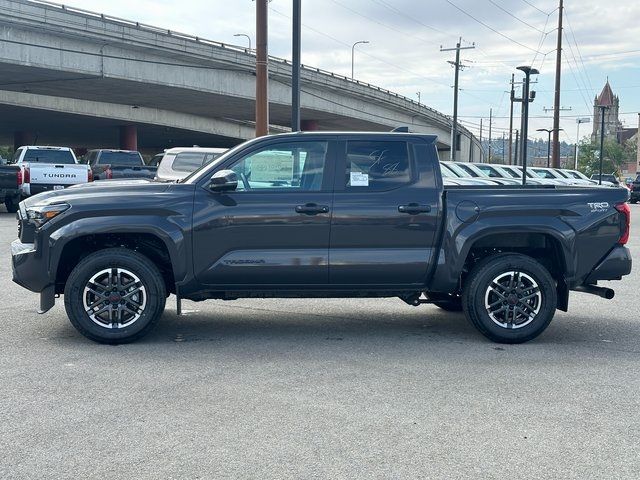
[0,166,20,190]
[29,164,89,185]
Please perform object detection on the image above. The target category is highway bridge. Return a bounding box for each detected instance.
[0,0,482,159]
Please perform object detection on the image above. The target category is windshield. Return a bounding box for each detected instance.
[532,168,558,179]
[566,170,589,180]
[439,163,456,178]
[491,165,516,178]
[455,163,483,177]
[474,164,502,178]
[500,166,521,178]
[23,149,75,164]
[562,170,580,179]
[443,162,472,177]
[98,151,142,166]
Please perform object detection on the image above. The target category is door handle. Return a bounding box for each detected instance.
[295,203,330,215]
[398,203,431,215]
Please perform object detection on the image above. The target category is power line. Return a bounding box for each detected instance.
[487,0,545,33]
[520,0,551,15]
[564,8,595,95]
[328,0,444,50]
[444,0,545,54]
[370,0,454,39]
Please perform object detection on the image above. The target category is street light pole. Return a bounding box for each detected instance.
[574,117,590,170]
[598,105,608,185]
[517,65,539,185]
[351,40,369,80]
[537,128,563,168]
[291,0,301,132]
[233,33,251,51]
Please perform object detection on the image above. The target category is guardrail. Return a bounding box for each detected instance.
[22,0,477,140]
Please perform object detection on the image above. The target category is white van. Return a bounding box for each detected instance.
[155,147,227,182]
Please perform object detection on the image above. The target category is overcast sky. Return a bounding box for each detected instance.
[68,0,640,143]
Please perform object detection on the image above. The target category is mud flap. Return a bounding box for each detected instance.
[38,285,55,314]
[557,278,569,312]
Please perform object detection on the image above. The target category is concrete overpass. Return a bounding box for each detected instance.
[0,0,482,159]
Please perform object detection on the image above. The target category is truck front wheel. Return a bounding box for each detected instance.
[64,248,167,344]
[462,253,557,344]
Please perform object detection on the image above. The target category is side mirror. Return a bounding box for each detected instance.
[209,169,238,192]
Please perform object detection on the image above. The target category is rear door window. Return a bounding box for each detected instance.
[345,140,411,190]
[23,149,75,164]
[98,151,142,166]
[172,152,212,172]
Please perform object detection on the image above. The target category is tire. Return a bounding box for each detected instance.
[4,196,18,214]
[462,253,557,344]
[64,248,166,344]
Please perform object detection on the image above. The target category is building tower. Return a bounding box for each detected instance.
[592,80,621,142]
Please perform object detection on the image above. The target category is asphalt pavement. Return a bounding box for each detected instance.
[1,204,639,479]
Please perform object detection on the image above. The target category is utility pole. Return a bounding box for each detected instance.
[514,130,519,166]
[291,0,301,132]
[255,0,269,137]
[637,113,640,173]
[441,38,475,161]
[479,118,483,161]
[508,73,515,165]
[488,108,493,162]
[502,133,505,163]
[551,0,564,168]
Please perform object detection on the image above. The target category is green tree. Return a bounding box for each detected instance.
[577,138,635,177]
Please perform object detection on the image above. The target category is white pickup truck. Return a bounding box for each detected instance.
[11,146,92,197]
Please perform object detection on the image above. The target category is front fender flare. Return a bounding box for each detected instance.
[48,215,190,284]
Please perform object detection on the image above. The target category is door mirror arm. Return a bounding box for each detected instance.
[209,169,238,192]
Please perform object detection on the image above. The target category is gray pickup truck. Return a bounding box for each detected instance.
[11,132,632,345]
[84,149,157,181]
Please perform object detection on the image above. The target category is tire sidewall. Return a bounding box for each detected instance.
[464,254,557,343]
[64,249,165,343]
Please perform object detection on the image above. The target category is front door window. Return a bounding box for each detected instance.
[230,141,328,191]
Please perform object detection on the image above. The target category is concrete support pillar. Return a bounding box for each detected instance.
[301,120,319,131]
[119,125,138,150]
[14,131,36,151]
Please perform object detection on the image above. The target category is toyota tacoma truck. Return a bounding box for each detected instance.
[84,149,157,180]
[11,132,632,345]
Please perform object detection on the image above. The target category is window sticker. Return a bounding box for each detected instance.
[350,171,369,186]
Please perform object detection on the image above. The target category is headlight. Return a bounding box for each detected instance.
[26,203,70,228]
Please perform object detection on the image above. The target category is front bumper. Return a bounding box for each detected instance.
[584,245,632,284]
[12,239,56,313]
[11,239,50,292]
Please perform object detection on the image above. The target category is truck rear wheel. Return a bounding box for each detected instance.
[4,196,19,214]
[64,248,166,344]
[462,253,557,344]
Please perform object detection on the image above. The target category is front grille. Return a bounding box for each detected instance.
[17,217,22,239]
